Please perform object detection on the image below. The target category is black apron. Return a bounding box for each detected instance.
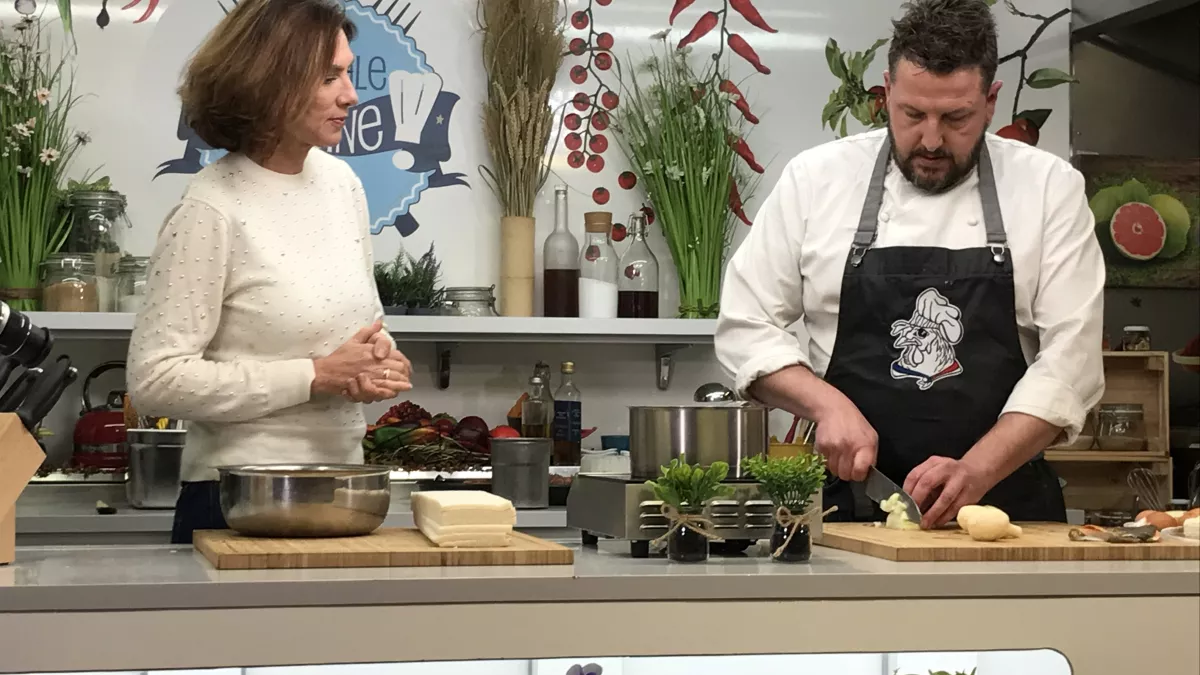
[821,136,1066,524]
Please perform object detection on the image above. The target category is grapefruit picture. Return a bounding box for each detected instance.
[1147,193,1193,259]
[1110,202,1167,261]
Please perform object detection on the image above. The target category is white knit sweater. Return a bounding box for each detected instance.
[127,150,386,482]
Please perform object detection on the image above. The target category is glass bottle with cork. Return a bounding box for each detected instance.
[521,375,554,438]
[617,213,659,318]
[542,185,580,317]
[552,361,582,465]
[579,211,618,318]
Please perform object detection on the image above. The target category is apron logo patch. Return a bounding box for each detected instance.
[889,287,964,390]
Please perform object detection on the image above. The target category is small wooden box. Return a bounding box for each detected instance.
[0,414,47,565]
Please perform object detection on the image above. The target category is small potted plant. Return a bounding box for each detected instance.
[744,452,829,563]
[645,459,735,563]
[404,243,445,315]
[374,251,412,315]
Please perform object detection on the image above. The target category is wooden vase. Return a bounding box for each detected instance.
[499,216,535,317]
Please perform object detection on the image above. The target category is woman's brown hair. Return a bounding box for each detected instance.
[178,0,356,159]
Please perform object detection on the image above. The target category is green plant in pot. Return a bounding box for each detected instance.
[374,244,445,315]
[744,452,829,563]
[645,459,735,563]
[0,16,94,311]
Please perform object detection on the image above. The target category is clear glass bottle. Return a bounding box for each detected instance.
[578,212,618,318]
[617,214,659,318]
[543,185,580,317]
[521,376,553,439]
[552,361,582,465]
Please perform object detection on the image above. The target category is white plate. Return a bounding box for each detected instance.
[1161,526,1200,542]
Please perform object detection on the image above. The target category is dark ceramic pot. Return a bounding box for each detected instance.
[769,522,811,563]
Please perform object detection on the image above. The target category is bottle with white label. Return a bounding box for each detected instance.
[578,212,617,318]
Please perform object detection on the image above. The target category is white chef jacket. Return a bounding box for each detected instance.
[715,129,1105,442]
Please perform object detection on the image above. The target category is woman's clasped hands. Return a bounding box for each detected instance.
[312,320,413,403]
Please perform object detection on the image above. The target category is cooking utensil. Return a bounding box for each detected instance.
[216,464,392,538]
[126,428,186,509]
[864,466,922,525]
[14,355,76,431]
[1127,468,1162,512]
[628,402,768,479]
[692,382,735,403]
[1189,461,1200,510]
[489,437,552,509]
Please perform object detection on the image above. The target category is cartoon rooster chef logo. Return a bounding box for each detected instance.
[889,288,965,390]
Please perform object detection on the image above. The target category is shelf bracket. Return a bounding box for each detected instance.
[434,342,456,390]
[654,344,688,391]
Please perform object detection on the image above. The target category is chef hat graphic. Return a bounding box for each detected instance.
[911,288,964,344]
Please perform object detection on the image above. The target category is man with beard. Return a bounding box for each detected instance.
[715,0,1105,528]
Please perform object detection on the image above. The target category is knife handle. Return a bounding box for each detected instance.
[17,356,77,431]
[0,366,38,412]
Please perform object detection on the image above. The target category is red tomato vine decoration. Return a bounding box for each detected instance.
[560,0,622,204]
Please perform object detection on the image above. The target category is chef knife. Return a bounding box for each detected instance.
[864,466,922,525]
[15,355,77,431]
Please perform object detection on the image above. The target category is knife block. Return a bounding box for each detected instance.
[0,414,46,565]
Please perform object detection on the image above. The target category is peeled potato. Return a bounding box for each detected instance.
[1136,510,1179,530]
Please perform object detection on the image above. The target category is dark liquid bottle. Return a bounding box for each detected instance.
[552,361,582,465]
[543,185,580,317]
[618,290,658,318]
[617,214,659,318]
[544,269,580,317]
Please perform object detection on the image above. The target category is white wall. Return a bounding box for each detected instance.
[3,0,1072,464]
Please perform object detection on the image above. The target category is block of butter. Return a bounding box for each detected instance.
[411,491,517,548]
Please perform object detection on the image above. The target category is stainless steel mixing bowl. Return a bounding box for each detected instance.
[216,464,392,538]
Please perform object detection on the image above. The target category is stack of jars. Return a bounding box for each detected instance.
[40,189,137,312]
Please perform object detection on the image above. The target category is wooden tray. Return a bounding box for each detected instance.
[819,522,1200,562]
[194,528,574,570]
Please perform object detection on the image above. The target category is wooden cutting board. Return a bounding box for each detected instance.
[193,528,574,570]
[819,522,1200,562]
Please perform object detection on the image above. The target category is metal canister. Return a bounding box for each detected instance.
[490,437,552,509]
[126,428,186,509]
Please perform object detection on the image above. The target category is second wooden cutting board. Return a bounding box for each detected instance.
[194,528,574,570]
[819,522,1200,562]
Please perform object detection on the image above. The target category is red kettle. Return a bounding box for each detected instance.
[72,360,128,471]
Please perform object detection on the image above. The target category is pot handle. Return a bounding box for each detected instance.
[81,360,126,414]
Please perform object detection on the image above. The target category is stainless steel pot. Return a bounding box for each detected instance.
[628,402,768,479]
[490,437,552,509]
[216,464,391,538]
[126,428,185,509]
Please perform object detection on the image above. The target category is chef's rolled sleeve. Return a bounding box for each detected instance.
[1001,164,1106,441]
[716,159,812,398]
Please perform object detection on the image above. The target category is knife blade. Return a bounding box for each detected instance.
[864,466,922,525]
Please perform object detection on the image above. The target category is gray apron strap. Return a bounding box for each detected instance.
[850,135,1009,267]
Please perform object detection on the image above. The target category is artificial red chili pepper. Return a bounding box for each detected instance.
[669,0,697,25]
[728,134,764,174]
[730,0,777,33]
[727,33,771,74]
[719,80,759,124]
[679,11,720,49]
[730,180,752,226]
[122,0,160,24]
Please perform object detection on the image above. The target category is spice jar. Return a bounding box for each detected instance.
[64,190,131,256]
[1096,403,1146,451]
[40,254,99,312]
[1121,326,1151,351]
[115,256,150,314]
[443,286,499,317]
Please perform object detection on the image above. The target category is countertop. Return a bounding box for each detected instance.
[2,539,1196,613]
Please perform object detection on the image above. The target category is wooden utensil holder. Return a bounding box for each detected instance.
[0,413,46,564]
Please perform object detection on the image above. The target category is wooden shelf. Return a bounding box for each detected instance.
[1044,451,1170,463]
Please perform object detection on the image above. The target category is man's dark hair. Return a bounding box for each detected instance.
[888,0,998,88]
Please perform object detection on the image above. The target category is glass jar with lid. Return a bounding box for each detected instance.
[115,255,150,314]
[64,190,132,256]
[40,253,99,312]
[578,211,618,318]
[1121,325,1151,351]
[1096,403,1146,451]
[443,286,499,317]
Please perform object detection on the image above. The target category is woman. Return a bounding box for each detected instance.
[126,0,413,544]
